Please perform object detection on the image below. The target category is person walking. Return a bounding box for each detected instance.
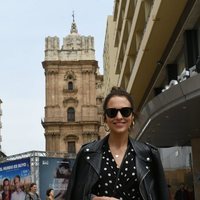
[25,183,40,200]
[46,188,54,200]
[167,184,173,200]
[66,86,169,200]
[174,183,189,200]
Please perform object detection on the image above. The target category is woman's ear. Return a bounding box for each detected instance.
[131,115,135,126]
[104,122,110,133]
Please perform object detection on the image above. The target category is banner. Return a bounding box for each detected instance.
[0,158,31,200]
[39,157,74,200]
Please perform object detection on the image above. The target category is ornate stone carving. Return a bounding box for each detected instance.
[63,97,78,106]
[63,87,78,93]
[64,70,76,80]
[64,134,79,141]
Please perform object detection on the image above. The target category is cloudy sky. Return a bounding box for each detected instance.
[0,0,113,156]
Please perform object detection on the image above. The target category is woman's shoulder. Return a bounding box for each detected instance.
[79,140,97,152]
[80,139,103,151]
[129,137,159,161]
[129,137,158,151]
[78,136,107,153]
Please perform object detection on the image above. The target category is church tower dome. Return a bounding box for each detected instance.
[42,13,104,155]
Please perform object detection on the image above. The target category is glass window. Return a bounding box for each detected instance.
[67,107,75,122]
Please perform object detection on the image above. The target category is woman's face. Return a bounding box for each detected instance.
[105,96,134,135]
[59,166,70,175]
[50,190,54,196]
[31,184,37,193]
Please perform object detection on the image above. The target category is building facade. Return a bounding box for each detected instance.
[42,19,104,157]
[103,16,119,96]
[104,0,200,198]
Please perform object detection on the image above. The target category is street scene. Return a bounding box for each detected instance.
[0,0,200,199]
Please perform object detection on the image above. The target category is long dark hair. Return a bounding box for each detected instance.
[46,188,53,196]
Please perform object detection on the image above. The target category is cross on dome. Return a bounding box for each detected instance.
[70,11,78,34]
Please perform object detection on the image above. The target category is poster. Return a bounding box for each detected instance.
[39,157,74,200]
[0,158,31,200]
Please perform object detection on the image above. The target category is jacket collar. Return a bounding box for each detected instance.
[81,135,109,175]
[129,138,152,162]
[82,134,109,153]
[83,134,152,162]
[82,135,152,177]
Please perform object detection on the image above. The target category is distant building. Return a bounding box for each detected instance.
[103,15,119,96]
[104,0,200,198]
[42,16,104,157]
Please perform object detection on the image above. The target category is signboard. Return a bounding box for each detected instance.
[0,158,31,200]
[39,157,74,200]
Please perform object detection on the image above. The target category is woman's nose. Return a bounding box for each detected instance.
[115,110,123,118]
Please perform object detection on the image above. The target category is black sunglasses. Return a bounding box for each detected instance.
[105,107,133,118]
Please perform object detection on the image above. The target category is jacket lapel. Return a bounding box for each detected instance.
[82,135,109,175]
[129,138,152,181]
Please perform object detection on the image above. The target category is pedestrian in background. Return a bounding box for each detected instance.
[46,188,54,200]
[174,183,188,200]
[167,184,173,200]
[66,86,169,200]
[187,185,195,200]
[25,183,40,200]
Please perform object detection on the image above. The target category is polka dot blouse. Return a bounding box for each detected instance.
[91,140,143,200]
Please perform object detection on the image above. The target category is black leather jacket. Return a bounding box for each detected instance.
[66,135,168,200]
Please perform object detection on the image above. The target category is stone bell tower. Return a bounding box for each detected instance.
[42,15,104,156]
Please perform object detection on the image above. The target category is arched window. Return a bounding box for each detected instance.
[67,107,75,122]
[68,81,73,90]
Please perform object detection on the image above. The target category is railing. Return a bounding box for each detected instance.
[162,65,199,92]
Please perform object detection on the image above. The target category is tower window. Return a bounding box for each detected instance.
[67,107,75,122]
[68,141,76,153]
[68,81,73,90]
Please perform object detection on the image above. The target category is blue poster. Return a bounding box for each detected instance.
[0,158,31,200]
[0,158,31,180]
[39,157,74,200]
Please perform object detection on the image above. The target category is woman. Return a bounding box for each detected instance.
[54,160,71,199]
[25,183,40,200]
[46,188,54,200]
[1,178,11,200]
[66,87,168,200]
